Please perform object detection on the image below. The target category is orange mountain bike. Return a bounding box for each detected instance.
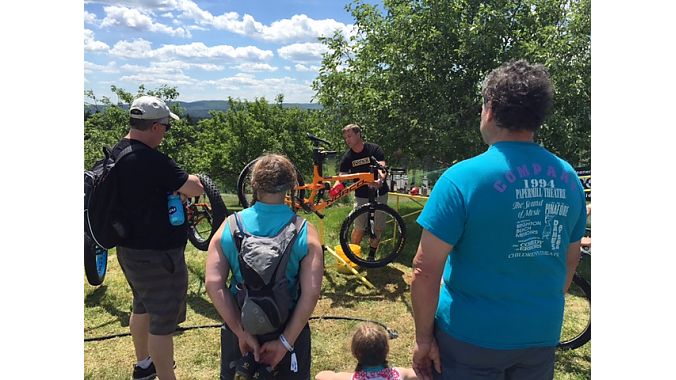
[236,133,406,268]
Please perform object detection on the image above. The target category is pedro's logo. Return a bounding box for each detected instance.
[352,157,370,167]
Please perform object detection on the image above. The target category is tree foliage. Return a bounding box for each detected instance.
[84,86,332,191]
[313,0,591,169]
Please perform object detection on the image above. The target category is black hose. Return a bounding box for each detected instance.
[84,316,398,342]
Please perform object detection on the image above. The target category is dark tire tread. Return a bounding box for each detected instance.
[338,202,406,268]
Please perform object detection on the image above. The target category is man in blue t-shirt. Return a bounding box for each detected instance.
[410,60,587,380]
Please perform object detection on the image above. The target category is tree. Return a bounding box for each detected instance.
[85,85,333,191]
[84,85,185,169]
[313,0,591,169]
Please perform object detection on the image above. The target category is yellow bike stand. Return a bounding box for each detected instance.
[324,246,374,289]
[316,217,375,289]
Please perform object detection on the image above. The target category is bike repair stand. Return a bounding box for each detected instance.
[317,217,374,289]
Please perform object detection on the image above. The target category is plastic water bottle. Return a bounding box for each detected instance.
[329,182,345,199]
[167,193,185,226]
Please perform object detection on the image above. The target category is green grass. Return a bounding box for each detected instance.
[84,194,590,379]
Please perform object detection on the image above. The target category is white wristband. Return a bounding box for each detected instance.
[279,334,294,352]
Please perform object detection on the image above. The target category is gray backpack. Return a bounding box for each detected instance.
[228,212,306,335]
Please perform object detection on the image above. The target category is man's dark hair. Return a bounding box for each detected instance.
[481,60,553,132]
[129,117,158,131]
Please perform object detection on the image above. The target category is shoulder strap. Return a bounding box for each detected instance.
[293,215,306,233]
[115,145,135,161]
[110,141,149,163]
[227,213,246,253]
[230,213,306,256]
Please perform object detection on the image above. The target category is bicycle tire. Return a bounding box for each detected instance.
[236,158,305,209]
[558,271,591,350]
[187,174,229,251]
[339,202,406,268]
[84,233,108,286]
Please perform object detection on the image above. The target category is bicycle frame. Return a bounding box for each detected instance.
[287,134,385,216]
[291,171,377,212]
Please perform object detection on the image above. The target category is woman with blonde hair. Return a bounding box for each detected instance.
[316,322,417,380]
[205,153,324,379]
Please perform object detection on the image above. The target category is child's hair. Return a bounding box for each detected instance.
[351,322,389,367]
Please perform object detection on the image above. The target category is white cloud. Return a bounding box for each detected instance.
[100,5,191,38]
[211,13,261,35]
[85,0,181,12]
[209,13,350,43]
[109,38,153,58]
[84,29,110,52]
[260,14,349,43]
[87,2,352,43]
[187,24,208,31]
[206,75,316,102]
[232,63,278,72]
[294,64,320,72]
[120,60,224,72]
[154,43,273,60]
[84,10,98,24]
[109,39,273,61]
[177,0,217,23]
[277,42,327,63]
[170,1,351,43]
[119,71,196,86]
[84,60,119,74]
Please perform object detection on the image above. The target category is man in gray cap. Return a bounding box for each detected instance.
[112,95,204,380]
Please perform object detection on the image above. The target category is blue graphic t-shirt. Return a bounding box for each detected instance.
[221,201,308,308]
[417,141,587,349]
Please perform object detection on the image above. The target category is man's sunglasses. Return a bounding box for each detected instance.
[156,121,171,131]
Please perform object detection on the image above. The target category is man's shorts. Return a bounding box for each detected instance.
[220,323,312,380]
[117,246,188,335]
[432,329,556,380]
[353,194,389,232]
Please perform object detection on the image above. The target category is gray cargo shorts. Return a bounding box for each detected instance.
[117,245,188,335]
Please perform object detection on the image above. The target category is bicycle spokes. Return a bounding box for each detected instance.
[340,203,406,268]
[190,206,213,239]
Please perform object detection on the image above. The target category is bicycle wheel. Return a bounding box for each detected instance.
[84,233,108,286]
[558,271,591,350]
[236,158,305,209]
[339,202,406,268]
[187,174,229,251]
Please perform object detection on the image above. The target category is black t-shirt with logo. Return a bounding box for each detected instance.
[339,142,389,198]
[112,138,189,250]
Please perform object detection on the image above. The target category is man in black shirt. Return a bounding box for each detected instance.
[338,123,389,259]
[112,95,204,380]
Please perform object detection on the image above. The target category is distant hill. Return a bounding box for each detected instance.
[85,100,323,121]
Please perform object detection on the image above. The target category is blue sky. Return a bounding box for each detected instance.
[84,0,382,103]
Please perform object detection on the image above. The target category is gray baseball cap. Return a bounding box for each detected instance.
[129,95,179,121]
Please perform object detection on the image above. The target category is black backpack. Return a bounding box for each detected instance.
[84,145,139,249]
[228,212,306,336]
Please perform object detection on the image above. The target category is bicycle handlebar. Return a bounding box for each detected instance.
[306,132,331,147]
[370,156,388,174]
